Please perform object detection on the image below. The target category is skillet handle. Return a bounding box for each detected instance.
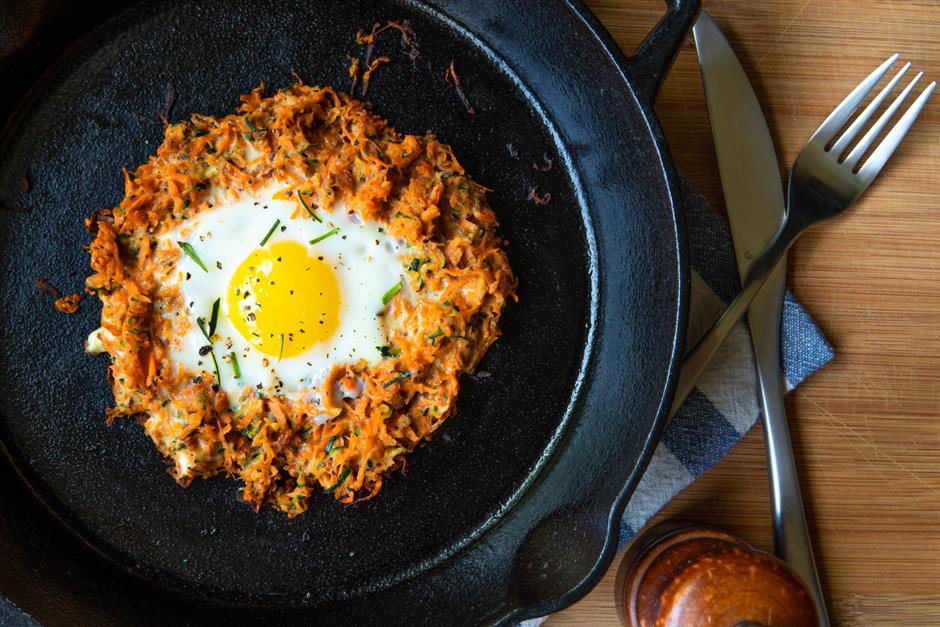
[623,0,701,104]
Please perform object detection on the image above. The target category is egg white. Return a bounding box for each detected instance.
[156,183,406,405]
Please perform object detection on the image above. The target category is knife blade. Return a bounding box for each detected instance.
[693,12,830,625]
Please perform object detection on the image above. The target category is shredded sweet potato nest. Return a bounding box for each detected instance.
[84,84,516,516]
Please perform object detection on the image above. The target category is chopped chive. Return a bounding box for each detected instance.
[408,258,427,272]
[177,241,208,272]
[278,333,284,362]
[209,349,220,386]
[208,298,220,337]
[196,316,210,342]
[260,219,281,246]
[229,352,241,379]
[325,435,338,454]
[382,371,412,388]
[381,280,402,306]
[427,328,445,345]
[327,467,351,493]
[299,193,322,222]
[244,117,267,133]
[309,227,340,245]
[377,344,401,358]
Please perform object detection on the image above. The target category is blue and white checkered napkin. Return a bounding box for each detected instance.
[616,175,835,546]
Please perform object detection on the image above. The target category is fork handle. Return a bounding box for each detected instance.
[669,223,797,419]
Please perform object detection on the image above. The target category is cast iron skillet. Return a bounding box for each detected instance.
[0,0,695,624]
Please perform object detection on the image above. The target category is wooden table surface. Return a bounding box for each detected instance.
[548,1,940,625]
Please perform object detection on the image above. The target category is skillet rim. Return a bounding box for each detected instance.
[495,0,695,621]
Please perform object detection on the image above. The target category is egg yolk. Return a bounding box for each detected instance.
[226,240,340,358]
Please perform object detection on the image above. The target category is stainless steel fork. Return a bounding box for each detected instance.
[670,54,935,417]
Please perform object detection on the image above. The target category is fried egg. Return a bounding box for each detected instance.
[156,183,405,406]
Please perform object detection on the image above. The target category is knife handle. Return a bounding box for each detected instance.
[753,304,831,626]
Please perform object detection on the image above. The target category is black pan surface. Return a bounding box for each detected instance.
[0,1,694,624]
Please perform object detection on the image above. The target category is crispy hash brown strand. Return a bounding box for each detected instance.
[85,84,516,515]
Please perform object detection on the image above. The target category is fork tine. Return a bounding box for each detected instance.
[830,62,911,156]
[844,70,923,169]
[810,53,899,144]
[857,81,936,183]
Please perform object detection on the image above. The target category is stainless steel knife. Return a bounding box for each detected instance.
[693,12,830,625]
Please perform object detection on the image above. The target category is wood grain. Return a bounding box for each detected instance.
[548,1,940,625]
